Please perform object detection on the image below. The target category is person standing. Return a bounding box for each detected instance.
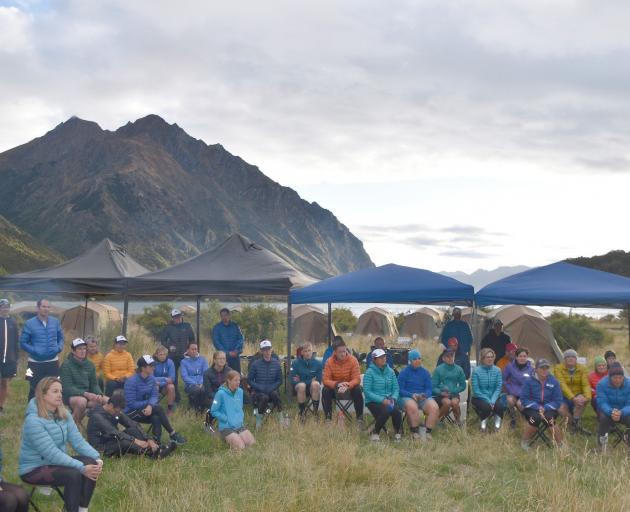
[440,308,473,378]
[0,299,19,412]
[160,309,195,403]
[20,298,64,401]
[481,318,511,362]
[212,308,244,373]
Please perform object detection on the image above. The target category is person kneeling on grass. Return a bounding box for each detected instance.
[431,348,467,427]
[211,370,256,450]
[154,345,177,415]
[87,391,175,459]
[180,343,209,413]
[519,358,563,449]
[290,342,322,421]
[471,348,505,432]
[19,377,102,512]
[364,349,402,442]
[595,362,630,452]
[124,355,186,446]
[398,349,439,440]
[248,340,284,429]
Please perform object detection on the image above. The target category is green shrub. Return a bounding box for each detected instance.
[332,307,357,333]
[232,304,286,346]
[548,312,612,351]
[135,302,173,340]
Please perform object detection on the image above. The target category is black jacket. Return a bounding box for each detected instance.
[160,322,196,358]
[203,365,233,395]
[86,405,143,450]
[481,331,512,361]
[0,316,19,364]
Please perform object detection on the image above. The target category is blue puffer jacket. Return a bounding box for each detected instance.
[154,358,176,387]
[597,376,630,418]
[123,373,158,413]
[20,316,64,361]
[472,365,502,404]
[440,320,473,354]
[364,363,399,404]
[398,364,432,399]
[19,399,99,475]
[290,357,322,385]
[180,355,208,387]
[210,385,245,431]
[520,374,562,411]
[321,346,334,369]
[211,322,244,354]
[248,357,282,394]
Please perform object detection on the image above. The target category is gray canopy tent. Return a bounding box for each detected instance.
[0,238,149,335]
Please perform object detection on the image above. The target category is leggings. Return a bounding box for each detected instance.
[128,404,174,442]
[471,397,506,420]
[0,482,29,512]
[322,386,364,419]
[102,426,150,457]
[27,360,59,401]
[21,455,97,512]
[597,414,630,437]
[367,402,402,434]
[252,391,282,412]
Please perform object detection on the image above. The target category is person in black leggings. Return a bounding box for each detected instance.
[0,446,29,512]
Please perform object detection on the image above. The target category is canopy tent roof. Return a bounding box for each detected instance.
[475,261,630,308]
[290,263,474,305]
[128,234,316,297]
[0,238,149,295]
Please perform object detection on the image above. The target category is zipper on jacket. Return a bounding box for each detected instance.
[2,318,7,363]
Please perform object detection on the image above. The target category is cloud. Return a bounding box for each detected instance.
[439,249,493,259]
[577,157,630,172]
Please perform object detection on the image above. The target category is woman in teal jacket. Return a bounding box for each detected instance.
[471,348,505,432]
[363,349,402,441]
[19,377,102,512]
[431,349,467,425]
[211,370,256,450]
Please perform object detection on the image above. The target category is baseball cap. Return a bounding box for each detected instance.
[71,338,87,349]
[171,308,182,317]
[260,340,272,349]
[115,335,128,344]
[137,355,155,367]
[563,349,578,359]
[443,348,456,356]
[609,362,624,377]
[447,337,459,347]
[493,318,503,326]
[372,348,387,359]
[0,299,10,307]
[536,358,551,369]
[506,343,518,352]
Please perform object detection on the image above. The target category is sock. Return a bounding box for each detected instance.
[426,428,433,434]
[312,400,319,411]
[299,403,306,413]
[79,507,88,512]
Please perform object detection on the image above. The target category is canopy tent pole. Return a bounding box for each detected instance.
[82,295,89,337]
[286,299,292,398]
[122,295,129,336]
[627,305,630,349]
[196,296,201,348]
[472,300,480,365]
[327,302,332,346]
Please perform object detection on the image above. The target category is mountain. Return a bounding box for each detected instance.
[440,265,530,289]
[0,115,373,278]
[567,250,630,278]
[0,215,63,275]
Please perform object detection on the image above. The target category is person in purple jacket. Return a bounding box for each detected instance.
[124,355,186,445]
[153,345,176,415]
[502,347,534,428]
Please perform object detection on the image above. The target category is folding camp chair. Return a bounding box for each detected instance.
[334,390,355,422]
[529,419,553,448]
[204,410,217,434]
[28,485,65,512]
[609,423,630,448]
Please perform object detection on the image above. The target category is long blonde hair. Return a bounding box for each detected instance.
[35,377,68,420]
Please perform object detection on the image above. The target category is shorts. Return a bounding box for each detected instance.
[0,360,17,378]
[434,394,460,407]
[562,397,575,413]
[523,408,558,427]
[399,396,435,410]
[220,426,247,440]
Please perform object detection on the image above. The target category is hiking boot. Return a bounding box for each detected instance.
[356,418,365,431]
[480,418,488,432]
[370,433,380,442]
[170,432,186,445]
[598,434,608,453]
[412,432,422,441]
[394,433,402,443]
[494,415,502,430]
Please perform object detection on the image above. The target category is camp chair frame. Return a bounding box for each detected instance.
[529,420,553,448]
[28,485,65,512]
[609,423,630,448]
[334,390,355,422]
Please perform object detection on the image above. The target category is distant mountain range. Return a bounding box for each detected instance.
[566,250,630,278]
[441,266,530,289]
[0,115,373,278]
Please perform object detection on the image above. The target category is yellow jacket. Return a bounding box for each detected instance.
[552,363,591,400]
[88,352,104,377]
[103,350,135,381]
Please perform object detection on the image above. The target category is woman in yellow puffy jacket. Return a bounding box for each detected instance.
[103,335,135,396]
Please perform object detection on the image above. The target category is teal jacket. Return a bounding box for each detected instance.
[290,357,322,385]
[432,363,467,397]
[363,364,399,404]
[19,399,99,475]
[211,385,245,431]
[472,365,502,404]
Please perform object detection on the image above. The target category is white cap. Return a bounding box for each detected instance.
[72,338,87,348]
[260,340,272,349]
[115,335,128,343]
[137,354,155,367]
[372,348,387,359]
[171,308,182,317]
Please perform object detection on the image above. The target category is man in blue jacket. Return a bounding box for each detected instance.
[212,308,244,373]
[596,362,630,451]
[180,343,209,412]
[124,355,186,446]
[20,298,64,400]
[248,340,283,429]
[440,308,473,378]
[0,299,19,412]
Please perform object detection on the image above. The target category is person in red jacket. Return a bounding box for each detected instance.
[589,356,608,414]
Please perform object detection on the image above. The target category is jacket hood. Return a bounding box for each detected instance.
[25,398,38,417]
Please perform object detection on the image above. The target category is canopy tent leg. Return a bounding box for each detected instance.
[327,302,332,346]
[122,295,129,336]
[286,300,292,398]
[196,296,201,348]
[82,296,89,338]
[627,305,630,349]
[472,301,480,365]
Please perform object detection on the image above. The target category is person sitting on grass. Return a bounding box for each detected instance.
[398,349,439,440]
[248,340,284,429]
[19,377,103,512]
[471,348,505,432]
[86,335,105,391]
[553,349,592,435]
[153,345,177,415]
[103,335,135,396]
[0,444,29,512]
[496,343,518,371]
[595,362,630,452]
[180,343,209,413]
[124,355,186,446]
[211,370,255,450]
[87,391,175,459]
[589,355,608,415]
[364,349,402,442]
[322,338,364,429]
[502,347,533,428]
[520,358,563,449]
[60,338,108,426]
[290,342,322,421]
[431,348,467,426]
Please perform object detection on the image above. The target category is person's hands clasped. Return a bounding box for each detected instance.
[83,464,102,481]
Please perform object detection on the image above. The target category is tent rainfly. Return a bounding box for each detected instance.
[62,302,122,338]
[355,307,399,338]
[283,304,337,345]
[400,308,440,340]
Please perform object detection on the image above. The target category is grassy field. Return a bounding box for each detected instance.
[2,322,630,511]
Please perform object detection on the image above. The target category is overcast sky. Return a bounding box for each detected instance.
[2,0,630,273]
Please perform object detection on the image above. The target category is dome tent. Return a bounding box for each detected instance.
[355,307,398,338]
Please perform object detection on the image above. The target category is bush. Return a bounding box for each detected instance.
[135,303,174,340]
[232,304,286,346]
[548,312,612,351]
[332,307,357,333]
[395,312,406,331]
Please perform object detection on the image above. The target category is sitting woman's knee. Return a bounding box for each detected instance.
[310,381,321,391]
[295,382,306,393]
